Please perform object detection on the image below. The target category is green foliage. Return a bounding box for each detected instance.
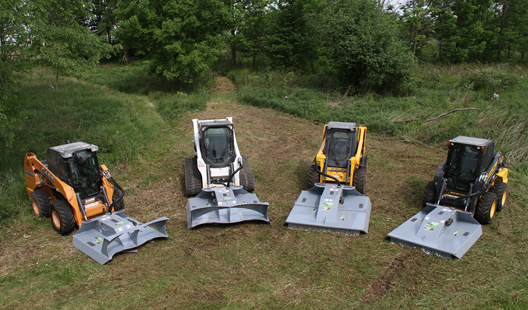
[0,0,31,146]
[0,71,166,223]
[462,67,521,93]
[85,0,119,44]
[115,0,230,83]
[227,0,270,67]
[314,0,416,92]
[233,64,528,171]
[263,0,319,70]
[29,0,117,88]
[398,0,528,63]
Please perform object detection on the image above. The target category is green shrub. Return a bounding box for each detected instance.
[462,67,521,93]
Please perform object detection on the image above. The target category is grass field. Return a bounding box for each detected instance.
[1,69,527,309]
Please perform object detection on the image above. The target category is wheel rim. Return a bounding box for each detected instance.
[501,191,507,207]
[32,200,40,215]
[490,200,496,219]
[52,209,61,229]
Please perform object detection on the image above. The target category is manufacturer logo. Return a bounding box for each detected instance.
[42,168,55,183]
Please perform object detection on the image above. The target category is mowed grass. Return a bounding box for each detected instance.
[1,72,528,309]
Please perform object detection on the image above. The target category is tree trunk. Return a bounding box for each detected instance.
[497,1,507,61]
[55,67,59,90]
[231,46,237,66]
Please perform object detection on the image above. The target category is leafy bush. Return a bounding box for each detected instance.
[462,67,521,93]
[313,0,416,92]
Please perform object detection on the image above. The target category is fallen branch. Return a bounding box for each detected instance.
[390,117,419,124]
[425,108,480,123]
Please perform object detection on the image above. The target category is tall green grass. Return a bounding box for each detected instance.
[83,63,209,122]
[231,65,528,173]
[0,72,163,223]
[0,65,212,224]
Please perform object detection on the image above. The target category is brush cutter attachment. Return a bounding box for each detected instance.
[285,183,371,235]
[186,186,270,229]
[73,210,169,264]
[387,203,482,259]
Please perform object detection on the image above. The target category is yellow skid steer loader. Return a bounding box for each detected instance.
[285,122,371,235]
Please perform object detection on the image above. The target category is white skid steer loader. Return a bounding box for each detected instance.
[184,118,269,229]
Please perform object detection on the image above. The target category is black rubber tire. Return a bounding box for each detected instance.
[239,155,255,192]
[184,157,202,197]
[474,191,498,225]
[353,165,367,195]
[307,165,320,188]
[423,181,437,207]
[112,188,125,211]
[50,200,76,235]
[31,188,51,218]
[492,181,507,212]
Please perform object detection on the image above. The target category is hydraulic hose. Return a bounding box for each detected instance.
[100,168,125,212]
[225,165,244,188]
[315,165,342,187]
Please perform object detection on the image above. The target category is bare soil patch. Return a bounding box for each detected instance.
[362,255,407,303]
[210,76,236,93]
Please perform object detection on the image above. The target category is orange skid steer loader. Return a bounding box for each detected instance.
[24,141,168,264]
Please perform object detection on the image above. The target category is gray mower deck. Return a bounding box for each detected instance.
[285,183,371,235]
[387,203,482,259]
[186,186,270,229]
[73,210,169,264]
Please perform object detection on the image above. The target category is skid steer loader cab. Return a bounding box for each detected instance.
[444,137,494,194]
[388,136,508,259]
[200,121,236,174]
[47,143,102,199]
[310,121,367,194]
[430,136,507,220]
[323,125,357,174]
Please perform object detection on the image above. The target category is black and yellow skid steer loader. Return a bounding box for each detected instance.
[285,121,371,235]
[388,136,508,258]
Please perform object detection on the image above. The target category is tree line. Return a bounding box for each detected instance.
[2,0,527,88]
[1,0,527,145]
[396,0,528,62]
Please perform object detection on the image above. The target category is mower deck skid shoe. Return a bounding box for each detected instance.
[186,186,270,229]
[285,183,371,236]
[73,210,169,265]
[387,203,482,259]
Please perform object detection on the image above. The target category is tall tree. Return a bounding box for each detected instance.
[399,0,435,56]
[228,0,270,66]
[29,0,115,88]
[315,0,415,91]
[264,0,320,70]
[116,0,230,83]
[487,0,528,61]
[429,0,493,62]
[86,0,119,44]
[0,0,29,146]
